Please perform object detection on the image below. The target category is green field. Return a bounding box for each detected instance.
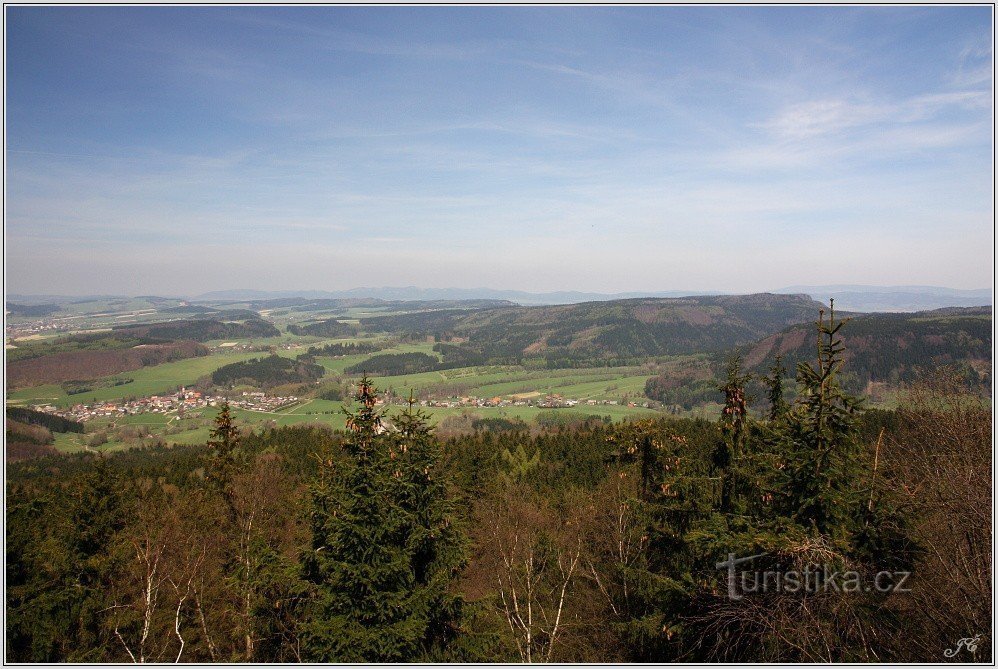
[366,365,655,403]
[8,329,669,455]
[204,333,391,347]
[42,392,664,455]
[6,351,262,408]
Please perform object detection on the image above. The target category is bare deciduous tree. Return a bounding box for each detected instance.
[884,368,992,661]
[474,484,584,662]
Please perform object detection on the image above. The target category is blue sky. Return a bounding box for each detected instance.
[5,6,993,296]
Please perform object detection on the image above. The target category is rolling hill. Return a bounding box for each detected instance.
[361,293,828,364]
[5,318,274,389]
[287,318,358,337]
[6,340,208,389]
[193,287,723,305]
[733,306,992,392]
[111,318,279,341]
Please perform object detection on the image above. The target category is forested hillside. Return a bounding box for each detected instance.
[7,340,208,389]
[304,341,388,357]
[734,306,992,392]
[112,318,280,341]
[5,407,83,462]
[194,295,515,311]
[362,293,826,364]
[6,303,60,317]
[343,346,487,376]
[5,317,277,389]
[286,318,357,337]
[211,354,325,387]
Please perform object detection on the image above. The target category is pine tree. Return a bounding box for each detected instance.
[6,457,130,662]
[390,392,466,658]
[497,443,541,488]
[778,300,865,539]
[206,402,240,502]
[762,354,789,421]
[301,377,465,661]
[718,357,751,512]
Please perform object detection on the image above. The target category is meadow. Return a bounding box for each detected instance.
[10,329,670,454]
[6,351,263,407]
[13,291,795,459]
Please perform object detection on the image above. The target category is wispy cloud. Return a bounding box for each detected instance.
[757,89,989,141]
[5,6,993,294]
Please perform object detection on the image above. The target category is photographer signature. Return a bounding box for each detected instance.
[944,633,983,658]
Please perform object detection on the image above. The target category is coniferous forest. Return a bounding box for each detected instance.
[5,307,991,663]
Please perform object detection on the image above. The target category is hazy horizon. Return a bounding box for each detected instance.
[6,283,993,304]
[6,6,994,296]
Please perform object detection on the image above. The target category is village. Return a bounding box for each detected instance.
[397,392,648,410]
[29,388,300,423]
[5,317,74,342]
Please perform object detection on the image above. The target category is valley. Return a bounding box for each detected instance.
[6,292,990,456]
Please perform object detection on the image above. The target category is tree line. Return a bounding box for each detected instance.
[211,354,325,388]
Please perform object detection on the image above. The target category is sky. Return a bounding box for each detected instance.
[5,6,994,297]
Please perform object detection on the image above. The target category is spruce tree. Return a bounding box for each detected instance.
[390,392,466,657]
[497,443,541,488]
[301,377,465,661]
[6,457,130,662]
[718,357,751,512]
[69,456,130,660]
[206,402,240,503]
[778,301,865,539]
[762,354,789,421]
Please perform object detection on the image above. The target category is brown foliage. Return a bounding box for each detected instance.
[687,537,887,662]
[883,368,992,661]
[7,341,207,388]
[6,418,54,444]
[6,440,60,462]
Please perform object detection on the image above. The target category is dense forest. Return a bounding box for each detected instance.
[736,307,992,392]
[644,374,720,409]
[5,420,60,462]
[61,377,135,396]
[6,318,287,389]
[305,341,388,357]
[361,294,826,365]
[6,406,84,433]
[7,332,166,363]
[286,318,357,338]
[344,352,442,376]
[112,318,280,342]
[6,303,60,317]
[342,346,487,376]
[5,407,83,463]
[211,354,326,387]
[6,308,991,662]
[641,307,993,408]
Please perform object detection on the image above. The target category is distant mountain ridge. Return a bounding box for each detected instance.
[775,285,992,313]
[196,285,991,310]
[192,287,728,305]
[10,285,991,312]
